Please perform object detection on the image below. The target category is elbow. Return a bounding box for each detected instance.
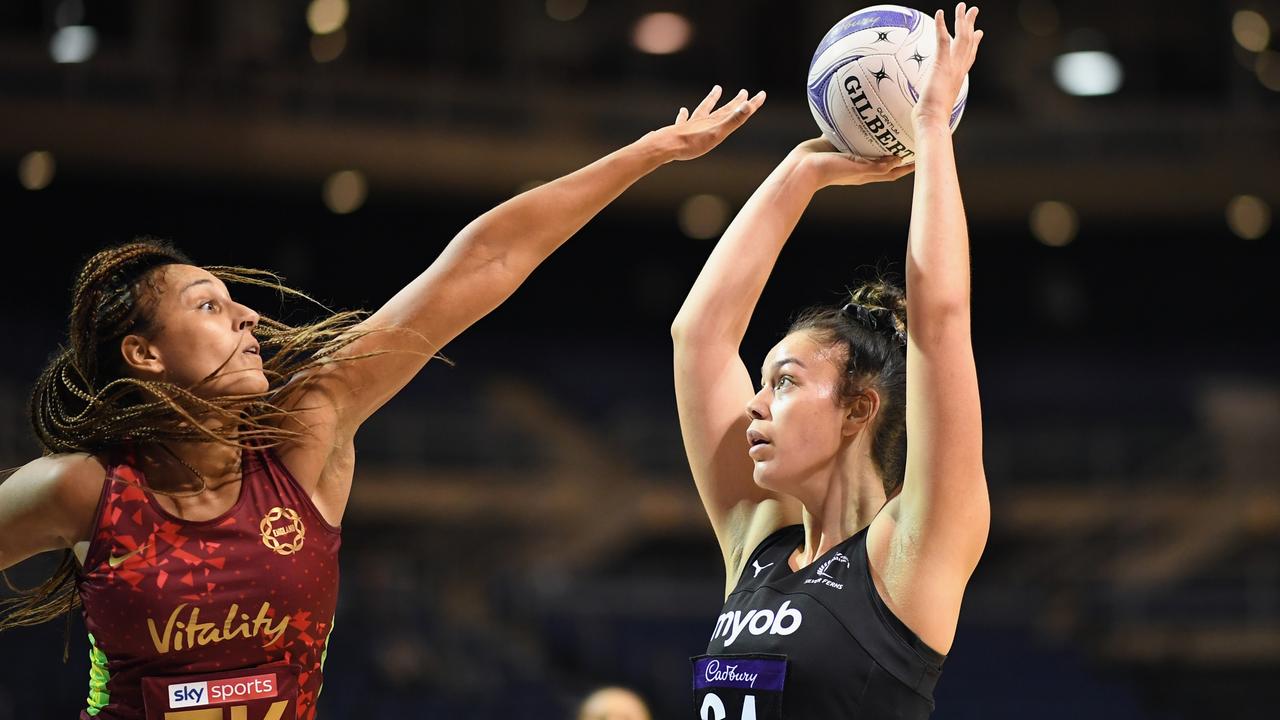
[906,277,969,316]
[670,317,689,344]
[907,298,970,342]
[670,310,698,345]
[671,313,715,347]
[919,295,970,322]
[904,259,970,319]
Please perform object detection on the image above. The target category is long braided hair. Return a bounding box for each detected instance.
[3,237,388,633]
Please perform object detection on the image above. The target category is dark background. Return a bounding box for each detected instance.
[1,1,1278,718]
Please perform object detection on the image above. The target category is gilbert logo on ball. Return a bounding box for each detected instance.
[807,5,969,161]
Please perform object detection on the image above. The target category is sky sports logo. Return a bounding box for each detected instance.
[169,673,278,709]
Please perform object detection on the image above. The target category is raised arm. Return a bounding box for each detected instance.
[892,3,990,628]
[672,141,910,582]
[290,87,766,440]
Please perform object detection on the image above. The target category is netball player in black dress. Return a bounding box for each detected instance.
[671,6,986,718]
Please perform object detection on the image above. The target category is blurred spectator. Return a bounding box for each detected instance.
[577,686,651,720]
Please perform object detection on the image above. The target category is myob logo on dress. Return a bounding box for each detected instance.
[711,601,803,647]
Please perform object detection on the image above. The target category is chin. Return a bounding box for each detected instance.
[204,372,270,399]
[754,461,807,498]
[752,463,781,492]
[238,373,271,396]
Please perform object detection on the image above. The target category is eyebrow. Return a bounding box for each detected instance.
[763,357,806,376]
[181,279,215,296]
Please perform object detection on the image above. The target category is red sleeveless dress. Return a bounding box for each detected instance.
[75,446,341,720]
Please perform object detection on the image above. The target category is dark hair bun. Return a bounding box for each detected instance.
[846,281,906,346]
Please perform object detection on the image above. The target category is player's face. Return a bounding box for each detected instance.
[746,332,850,495]
[119,264,267,398]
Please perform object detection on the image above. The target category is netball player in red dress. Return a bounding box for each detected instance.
[0,86,765,720]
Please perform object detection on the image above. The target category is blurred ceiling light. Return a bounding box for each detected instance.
[49,25,97,64]
[546,0,588,22]
[18,151,56,190]
[311,28,347,63]
[633,12,693,55]
[1232,10,1271,53]
[1017,0,1059,37]
[1030,201,1078,247]
[1052,50,1123,96]
[323,170,367,214]
[54,0,84,28]
[1226,195,1271,240]
[679,194,729,239]
[307,0,349,36]
[1256,50,1280,91]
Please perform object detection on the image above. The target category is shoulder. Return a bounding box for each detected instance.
[43,454,108,523]
[2,453,108,547]
[13,453,108,504]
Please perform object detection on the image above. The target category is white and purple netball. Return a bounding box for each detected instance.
[806,5,968,161]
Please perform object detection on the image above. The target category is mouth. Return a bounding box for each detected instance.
[243,343,260,357]
[746,429,771,449]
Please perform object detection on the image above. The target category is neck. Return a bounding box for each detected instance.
[794,444,887,568]
[140,418,245,492]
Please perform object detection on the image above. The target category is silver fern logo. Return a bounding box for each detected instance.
[805,552,850,589]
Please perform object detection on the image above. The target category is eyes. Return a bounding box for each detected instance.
[198,299,219,312]
[762,375,795,391]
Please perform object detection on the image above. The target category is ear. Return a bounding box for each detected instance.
[841,387,881,437]
[120,334,165,378]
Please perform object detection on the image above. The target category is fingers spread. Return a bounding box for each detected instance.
[714,89,749,116]
[720,89,764,120]
[693,85,722,118]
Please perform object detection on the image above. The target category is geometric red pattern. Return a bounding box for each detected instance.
[76,446,341,720]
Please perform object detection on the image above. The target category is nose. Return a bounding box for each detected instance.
[237,303,260,332]
[745,387,770,421]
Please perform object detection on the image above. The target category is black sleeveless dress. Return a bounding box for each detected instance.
[693,524,945,719]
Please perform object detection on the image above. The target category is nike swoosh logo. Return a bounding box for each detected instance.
[752,561,774,578]
[107,543,150,568]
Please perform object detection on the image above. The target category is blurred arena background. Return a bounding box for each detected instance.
[1,1,1277,718]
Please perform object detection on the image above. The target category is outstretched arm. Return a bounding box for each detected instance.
[298,86,767,439]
